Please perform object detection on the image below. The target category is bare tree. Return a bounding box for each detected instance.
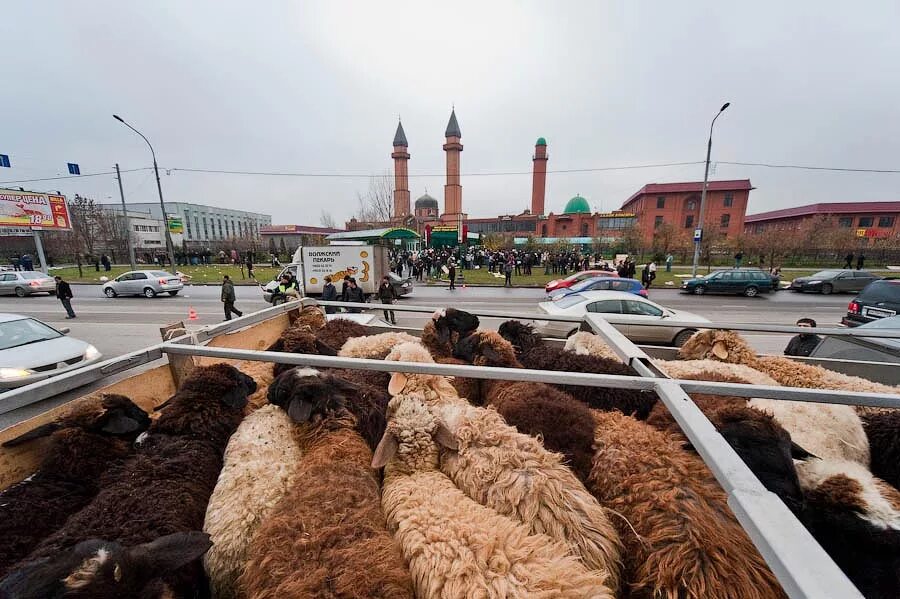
[319,210,337,229]
[354,172,394,223]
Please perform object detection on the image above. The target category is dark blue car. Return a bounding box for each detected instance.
[548,277,647,301]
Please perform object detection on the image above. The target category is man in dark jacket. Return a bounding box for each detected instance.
[378,275,397,324]
[221,275,242,321]
[340,275,351,302]
[54,276,76,319]
[447,258,457,291]
[856,254,866,270]
[844,253,854,269]
[784,318,822,357]
[345,278,365,313]
[321,275,338,314]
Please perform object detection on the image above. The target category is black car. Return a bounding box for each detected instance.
[843,279,900,327]
[388,272,414,297]
[680,269,774,297]
[789,269,880,295]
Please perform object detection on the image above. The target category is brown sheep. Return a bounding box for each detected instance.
[266,325,338,379]
[315,318,368,352]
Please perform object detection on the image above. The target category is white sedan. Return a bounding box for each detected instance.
[535,290,709,347]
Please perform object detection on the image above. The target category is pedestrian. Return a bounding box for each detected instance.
[648,260,657,288]
[448,258,456,291]
[503,259,513,287]
[10,256,20,271]
[844,252,854,269]
[54,276,76,319]
[734,251,743,269]
[245,254,255,280]
[784,318,822,357]
[101,254,111,272]
[221,275,243,321]
[665,253,673,273]
[340,274,351,302]
[641,264,651,289]
[321,275,338,314]
[856,254,865,270]
[345,278,365,312]
[378,275,397,324]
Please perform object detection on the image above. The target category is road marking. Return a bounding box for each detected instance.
[720,305,749,308]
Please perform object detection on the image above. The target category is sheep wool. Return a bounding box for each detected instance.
[797,458,900,530]
[589,410,786,599]
[862,411,900,490]
[338,331,421,359]
[203,403,304,599]
[657,358,780,386]
[315,318,369,352]
[376,394,615,599]
[564,331,623,362]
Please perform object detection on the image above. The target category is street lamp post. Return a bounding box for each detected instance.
[112,115,177,275]
[691,102,730,278]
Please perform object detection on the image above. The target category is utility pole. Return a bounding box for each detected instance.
[32,229,47,272]
[115,164,137,271]
[691,102,730,278]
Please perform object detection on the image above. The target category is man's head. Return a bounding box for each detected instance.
[54,276,62,282]
[382,276,390,283]
[796,318,817,328]
[223,275,230,282]
[343,275,351,282]
[324,276,332,283]
[349,278,357,287]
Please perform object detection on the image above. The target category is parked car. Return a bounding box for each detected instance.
[101,270,184,298]
[789,269,880,295]
[843,279,900,326]
[544,269,618,293]
[811,315,900,366]
[0,271,56,297]
[535,290,709,346]
[680,269,774,297]
[0,313,102,389]
[388,272,413,297]
[549,277,647,300]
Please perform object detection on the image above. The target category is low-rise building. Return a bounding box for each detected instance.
[260,224,344,253]
[106,201,271,245]
[744,202,900,243]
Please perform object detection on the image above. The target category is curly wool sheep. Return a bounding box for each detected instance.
[314,318,369,353]
[291,304,327,331]
[862,411,900,490]
[0,395,151,579]
[589,410,786,599]
[374,393,616,599]
[239,370,413,598]
[24,364,256,597]
[497,320,657,419]
[338,331,420,359]
[202,400,305,599]
[420,307,480,358]
[266,325,338,379]
[657,358,781,386]
[0,532,213,599]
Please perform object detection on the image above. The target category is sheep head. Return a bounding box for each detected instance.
[267,368,359,424]
[498,320,543,355]
[424,308,480,356]
[164,364,257,411]
[453,331,520,368]
[677,330,756,364]
[0,531,212,599]
[371,394,457,471]
[3,394,151,448]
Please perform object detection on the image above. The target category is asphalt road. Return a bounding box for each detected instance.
[0,283,854,359]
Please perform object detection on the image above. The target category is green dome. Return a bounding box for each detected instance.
[563,194,590,214]
[536,137,547,146]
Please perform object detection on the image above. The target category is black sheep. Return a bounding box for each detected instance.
[0,395,150,578]
[421,308,480,358]
[314,318,368,353]
[0,532,212,599]
[20,364,256,598]
[498,320,657,419]
[266,326,338,379]
[862,411,900,491]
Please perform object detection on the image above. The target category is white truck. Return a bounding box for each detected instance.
[262,244,391,302]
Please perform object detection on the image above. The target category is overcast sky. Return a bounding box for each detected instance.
[2,1,899,225]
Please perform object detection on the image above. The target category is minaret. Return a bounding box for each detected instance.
[391,120,411,220]
[442,108,463,220]
[531,137,548,215]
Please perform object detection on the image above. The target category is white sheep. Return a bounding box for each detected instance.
[338,331,421,359]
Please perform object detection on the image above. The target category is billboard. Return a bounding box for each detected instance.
[167,216,184,234]
[0,189,72,230]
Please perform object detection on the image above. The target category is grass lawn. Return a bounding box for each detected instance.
[47,264,283,285]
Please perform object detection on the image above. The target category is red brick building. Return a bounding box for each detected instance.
[619,180,753,243]
[744,202,900,243]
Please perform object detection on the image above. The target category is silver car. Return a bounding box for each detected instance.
[535,290,710,346]
[0,313,102,389]
[102,270,184,298]
[0,271,56,297]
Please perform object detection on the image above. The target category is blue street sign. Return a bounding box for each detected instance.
[67,163,81,175]
[693,228,703,242]
[0,154,10,168]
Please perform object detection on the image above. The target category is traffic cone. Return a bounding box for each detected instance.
[188,307,198,321]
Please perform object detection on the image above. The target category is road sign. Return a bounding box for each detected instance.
[67,163,80,175]
[0,155,9,168]
[693,228,703,242]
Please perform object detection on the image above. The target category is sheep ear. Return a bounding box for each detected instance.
[435,423,458,451]
[100,413,142,435]
[712,340,729,360]
[130,531,212,576]
[266,339,285,353]
[286,400,314,423]
[154,395,176,411]
[790,441,817,460]
[388,372,407,396]
[2,422,60,447]
[314,339,338,356]
[371,432,398,468]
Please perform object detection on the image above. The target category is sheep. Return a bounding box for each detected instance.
[420,307,480,358]
[24,364,257,597]
[657,358,781,386]
[266,325,338,379]
[385,341,622,587]
[862,411,900,490]
[589,409,786,599]
[338,331,420,359]
[0,532,213,599]
[565,330,623,362]
[314,318,368,352]
[795,457,900,597]
[497,320,658,419]
[373,393,616,598]
[450,333,600,483]
[678,330,872,465]
[291,304,327,330]
[202,401,305,599]
[0,395,151,579]
[239,368,413,598]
